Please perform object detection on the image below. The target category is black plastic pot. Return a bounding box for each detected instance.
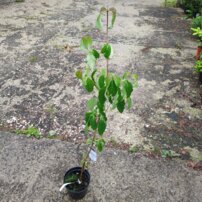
[64,167,90,200]
[199,72,202,83]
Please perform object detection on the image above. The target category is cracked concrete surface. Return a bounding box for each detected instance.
[0,132,202,202]
[1,0,201,152]
[0,0,202,151]
[0,0,202,201]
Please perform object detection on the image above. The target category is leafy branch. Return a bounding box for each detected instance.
[76,7,138,181]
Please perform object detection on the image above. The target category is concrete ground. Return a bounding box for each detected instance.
[0,0,202,201]
[0,0,201,153]
[0,132,202,202]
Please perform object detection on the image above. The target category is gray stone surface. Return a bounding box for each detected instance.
[0,0,201,152]
[0,132,202,202]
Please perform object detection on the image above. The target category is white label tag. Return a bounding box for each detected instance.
[89,149,97,162]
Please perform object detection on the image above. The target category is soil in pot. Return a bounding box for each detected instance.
[196,46,202,60]
[199,72,202,83]
[64,167,90,200]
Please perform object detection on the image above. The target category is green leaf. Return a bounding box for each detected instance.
[127,97,132,109]
[87,53,96,69]
[98,88,106,105]
[87,97,97,110]
[87,138,93,145]
[101,43,113,59]
[100,7,107,14]
[98,119,106,135]
[108,79,117,96]
[75,70,82,80]
[96,139,105,152]
[124,80,133,98]
[85,112,92,125]
[96,14,103,30]
[90,114,97,130]
[92,49,100,59]
[80,36,93,50]
[114,75,121,87]
[85,78,94,92]
[98,75,105,88]
[117,99,125,113]
[109,7,117,29]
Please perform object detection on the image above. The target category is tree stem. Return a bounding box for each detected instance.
[79,129,97,182]
[106,9,109,77]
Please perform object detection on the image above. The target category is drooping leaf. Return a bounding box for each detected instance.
[87,138,93,145]
[117,99,125,113]
[98,88,106,105]
[85,112,92,125]
[87,97,97,110]
[90,114,97,130]
[85,78,94,92]
[101,43,113,59]
[96,14,103,30]
[96,138,105,152]
[80,36,93,50]
[100,7,107,14]
[87,53,96,69]
[127,97,132,109]
[109,7,117,29]
[92,49,100,59]
[98,75,105,88]
[98,119,106,135]
[114,75,121,87]
[75,70,82,80]
[108,79,117,96]
[124,80,133,98]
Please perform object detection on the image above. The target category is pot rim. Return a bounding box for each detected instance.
[64,166,90,193]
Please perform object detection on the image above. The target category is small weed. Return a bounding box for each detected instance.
[47,130,57,139]
[164,0,178,7]
[29,56,38,63]
[15,0,25,2]
[129,145,140,153]
[161,149,180,158]
[16,125,42,139]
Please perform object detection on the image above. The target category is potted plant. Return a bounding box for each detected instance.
[59,7,138,199]
[194,60,202,82]
[191,27,202,60]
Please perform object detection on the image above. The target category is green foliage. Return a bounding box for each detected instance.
[76,7,138,167]
[191,27,202,45]
[15,0,25,2]
[16,125,41,139]
[80,36,93,50]
[96,138,105,152]
[192,16,202,29]
[101,43,113,59]
[85,78,94,92]
[98,118,106,135]
[129,145,140,153]
[194,60,202,72]
[164,0,178,7]
[109,8,117,29]
[161,149,180,158]
[179,0,202,17]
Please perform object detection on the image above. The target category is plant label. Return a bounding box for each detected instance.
[89,149,97,162]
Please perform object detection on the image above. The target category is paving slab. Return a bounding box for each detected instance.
[0,0,201,153]
[0,0,201,151]
[0,132,201,202]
